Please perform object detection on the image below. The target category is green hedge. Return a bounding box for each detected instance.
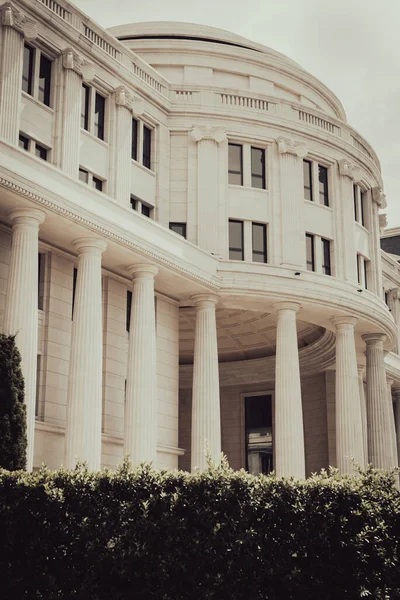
[0,461,399,599]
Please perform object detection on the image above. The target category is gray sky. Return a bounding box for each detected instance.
[73,0,400,227]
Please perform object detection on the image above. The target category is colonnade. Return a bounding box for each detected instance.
[3,208,400,474]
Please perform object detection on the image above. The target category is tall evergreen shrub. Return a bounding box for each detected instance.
[0,334,27,470]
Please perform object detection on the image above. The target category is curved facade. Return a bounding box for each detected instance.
[0,0,399,476]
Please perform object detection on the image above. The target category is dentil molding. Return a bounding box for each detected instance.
[190,125,226,144]
[276,136,307,158]
[0,1,37,40]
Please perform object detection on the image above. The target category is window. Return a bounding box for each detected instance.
[22,44,34,95]
[169,223,187,238]
[229,220,244,260]
[22,44,52,106]
[354,185,367,228]
[321,238,331,275]
[251,147,265,189]
[79,168,105,191]
[245,394,273,475]
[143,125,152,169]
[303,160,313,201]
[228,144,243,185]
[38,54,52,106]
[130,196,137,211]
[318,165,329,206]
[35,144,47,161]
[81,84,90,131]
[252,223,267,263]
[19,133,49,160]
[38,253,45,310]
[306,234,315,271]
[353,184,359,222]
[130,195,153,217]
[19,134,29,150]
[360,191,366,227]
[35,355,42,419]
[126,290,132,332]
[131,118,138,161]
[364,259,369,290]
[94,93,105,141]
[79,168,89,183]
[357,254,369,289]
[72,267,78,318]
[92,176,103,191]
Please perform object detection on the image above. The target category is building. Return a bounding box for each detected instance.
[0,0,399,477]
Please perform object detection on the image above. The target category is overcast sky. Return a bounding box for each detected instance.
[73,0,400,227]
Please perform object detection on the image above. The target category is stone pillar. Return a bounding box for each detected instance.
[3,208,45,470]
[191,294,221,471]
[393,389,400,467]
[371,188,386,298]
[386,377,398,469]
[60,49,84,176]
[363,333,392,469]
[357,366,368,465]
[274,301,305,478]
[276,137,307,269]
[124,264,158,465]
[336,160,362,281]
[191,126,226,256]
[64,238,107,470]
[0,4,37,144]
[332,316,364,473]
[387,289,400,354]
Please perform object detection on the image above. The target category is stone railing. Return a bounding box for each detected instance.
[37,0,71,20]
[296,108,341,135]
[218,93,269,111]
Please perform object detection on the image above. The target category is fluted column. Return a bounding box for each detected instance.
[357,366,368,465]
[124,264,158,465]
[332,317,364,473]
[363,333,392,469]
[274,301,305,478]
[393,389,400,466]
[191,294,221,471]
[60,50,84,176]
[3,207,45,470]
[336,160,361,281]
[64,238,107,470]
[386,377,398,469]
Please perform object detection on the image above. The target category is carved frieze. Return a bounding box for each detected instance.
[276,136,307,158]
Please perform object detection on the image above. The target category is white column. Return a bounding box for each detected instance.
[64,238,107,470]
[124,264,158,465]
[276,138,307,269]
[336,160,361,281]
[3,208,45,470]
[386,377,398,469]
[362,333,392,469]
[332,317,364,473]
[357,366,368,465]
[191,294,221,471]
[60,50,83,176]
[371,188,386,298]
[274,301,305,478]
[393,389,400,467]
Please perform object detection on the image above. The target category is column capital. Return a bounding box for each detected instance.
[331,315,358,329]
[191,293,220,308]
[72,237,107,255]
[273,301,301,314]
[276,137,307,159]
[0,2,37,40]
[337,158,362,182]
[190,125,226,145]
[62,48,85,73]
[386,376,394,388]
[115,86,145,116]
[7,207,45,226]
[362,332,386,347]
[372,187,387,209]
[127,263,159,279]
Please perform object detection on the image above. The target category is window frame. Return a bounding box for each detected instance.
[321,237,332,276]
[142,125,152,170]
[318,164,329,207]
[131,117,139,161]
[243,391,274,476]
[22,43,53,107]
[22,43,34,96]
[251,146,266,190]
[81,83,90,131]
[169,222,187,238]
[252,222,267,263]
[229,219,244,261]
[228,143,243,186]
[79,167,105,191]
[303,159,313,201]
[306,233,315,271]
[35,143,48,161]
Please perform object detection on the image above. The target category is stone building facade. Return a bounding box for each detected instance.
[1,0,400,477]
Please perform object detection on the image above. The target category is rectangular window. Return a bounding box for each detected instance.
[79,168,89,183]
[303,160,313,201]
[229,219,244,260]
[131,118,138,161]
[353,184,359,222]
[130,196,137,211]
[251,147,266,189]
[38,54,52,106]
[169,222,187,238]
[22,44,34,96]
[92,176,103,191]
[245,394,273,475]
[143,126,152,169]
[126,290,132,332]
[72,267,78,318]
[364,259,368,290]
[35,144,47,161]
[81,84,90,131]
[19,134,29,150]
[35,355,42,418]
[357,254,361,285]
[306,233,315,271]
[321,238,331,275]
[228,143,243,185]
[94,92,105,140]
[360,191,366,227]
[252,223,267,263]
[318,165,329,206]
[38,253,45,311]
[141,203,151,218]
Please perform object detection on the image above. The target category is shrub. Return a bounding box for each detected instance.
[0,334,26,470]
[0,461,399,599]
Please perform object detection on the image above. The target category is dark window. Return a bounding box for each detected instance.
[364,259,368,290]
[353,184,359,222]
[131,118,138,161]
[251,147,265,189]
[72,267,78,318]
[360,191,366,227]
[94,93,105,140]
[130,196,137,211]
[229,219,244,260]
[126,290,132,332]
[22,44,34,95]
[245,395,273,475]
[303,160,312,201]
[385,291,389,306]
[92,176,103,191]
[357,254,361,285]
[228,143,243,185]
[318,165,329,206]
[38,253,45,310]
[143,125,152,169]
[38,54,52,106]
[81,84,90,131]
[35,144,47,161]
[141,203,151,218]
[306,233,315,271]
[169,222,187,238]
[321,238,331,275]
[252,223,267,263]
[79,168,89,183]
[19,134,29,150]
[35,355,42,418]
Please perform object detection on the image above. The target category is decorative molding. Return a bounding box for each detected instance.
[337,158,362,182]
[190,125,226,145]
[372,186,387,209]
[115,86,145,116]
[61,47,85,74]
[379,213,388,231]
[276,136,307,158]
[0,1,37,39]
